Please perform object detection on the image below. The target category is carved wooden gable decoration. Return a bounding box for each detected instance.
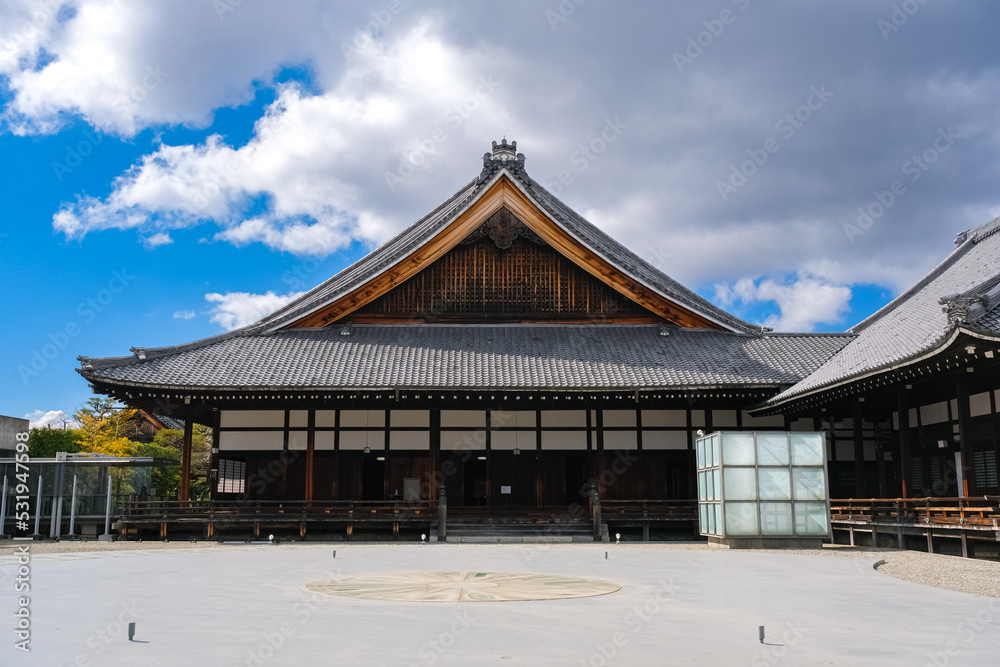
[283,173,724,329]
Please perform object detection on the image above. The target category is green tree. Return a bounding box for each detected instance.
[27,428,81,458]
[145,425,212,499]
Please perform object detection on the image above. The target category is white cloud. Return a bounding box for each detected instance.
[25,409,78,430]
[172,309,195,320]
[47,19,512,255]
[205,290,305,331]
[714,275,852,332]
[143,231,173,248]
[0,0,345,136]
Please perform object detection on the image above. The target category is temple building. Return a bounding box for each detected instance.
[76,140,1000,543]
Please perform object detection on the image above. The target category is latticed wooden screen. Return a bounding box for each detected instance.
[353,208,653,321]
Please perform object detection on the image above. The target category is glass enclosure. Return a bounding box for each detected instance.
[696,431,830,539]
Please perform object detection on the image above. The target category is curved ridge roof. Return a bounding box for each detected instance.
[765,215,1000,408]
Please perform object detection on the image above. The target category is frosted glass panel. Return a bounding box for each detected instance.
[794,502,829,535]
[699,504,708,532]
[725,502,759,535]
[713,504,722,535]
[759,502,793,535]
[791,433,824,465]
[756,432,789,465]
[724,468,757,500]
[697,440,705,469]
[698,472,707,501]
[711,434,721,467]
[793,468,827,500]
[722,432,756,465]
[712,469,721,502]
[758,468,791,500]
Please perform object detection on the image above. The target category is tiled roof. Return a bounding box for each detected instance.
[250,149,760,335]
[81,325,851,391]
[767,217,1000,406]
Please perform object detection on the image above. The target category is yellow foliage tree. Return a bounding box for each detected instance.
[75,398,138,457]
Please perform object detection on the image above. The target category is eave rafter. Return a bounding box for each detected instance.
[283,175,724,330]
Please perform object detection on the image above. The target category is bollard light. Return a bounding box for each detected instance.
[605,551,608,560]
[332,550,336,559]
[268,534,274,543]
[759,625,765,644]
[615,533,621,545]
[421,534,427,543]
[128,622,136,642]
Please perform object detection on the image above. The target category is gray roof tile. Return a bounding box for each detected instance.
[768,217,1000,405]
[82,325,850,391]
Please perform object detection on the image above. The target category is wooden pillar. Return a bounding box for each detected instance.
[875,424,888,498]
[535,409,543,508]
[429,410,440,502]
[852,400,868,498]
[485,409,492,508]
[305,410,315,503]
[180,407,193,502]
[595,409,605,498]
[209,409,221,502]
[956,374,975,496]
[897,389,912,498]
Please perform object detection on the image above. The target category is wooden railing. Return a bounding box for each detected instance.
[829,497,1000,527]
[121,499,436,525]
[600,499,698,521]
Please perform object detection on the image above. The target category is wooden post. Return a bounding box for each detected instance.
[180,408,193,502]
[960,531,969,558]
[956,375,975,496]
[897,389,912,498]
[429,410,440,502]
[852,401,867,498]
[592,491,601,542]
[438,487,447,543]
[305,411,315,503]
[926,530,933,554]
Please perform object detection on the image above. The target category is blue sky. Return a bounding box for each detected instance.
[2,1,999,426]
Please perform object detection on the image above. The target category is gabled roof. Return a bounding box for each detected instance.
[80,324,850,392]
[80,140,858,398]
[764,216,1000,409]
[254,140,760,333]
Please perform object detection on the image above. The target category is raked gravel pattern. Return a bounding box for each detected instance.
[2,540,998,598]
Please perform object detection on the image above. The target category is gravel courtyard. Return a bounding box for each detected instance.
[1,542,998,665]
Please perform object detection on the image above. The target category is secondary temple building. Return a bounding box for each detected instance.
[77,140,1000,525]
